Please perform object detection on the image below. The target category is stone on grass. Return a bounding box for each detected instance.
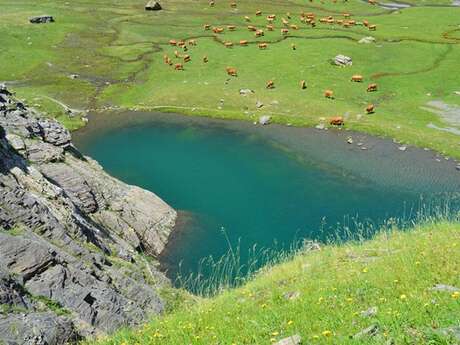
[274,334,302,345]
[334,54,352,66]
[259,115,271,125]
[360,306,378,318]
[439,326,460,341]
[240,88,254,96]
[354,324,379,339]
[30,15,55,24]
[145,1,162,10]
[430,284,460,292]
[359,36,376,44]
[256,100,264,108]
[283,291,300,300]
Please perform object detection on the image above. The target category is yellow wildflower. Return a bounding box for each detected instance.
[287,320,294,325]
[362,267,368,273]
[452,291,460,299]
[400,294,407,300]
[322,330,332,337]
[271,331,279,336]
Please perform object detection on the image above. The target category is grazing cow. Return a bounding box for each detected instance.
[239,40,248,46]
[174,50,181,58]
[266,80,275,89]
[224,41,234,48]
[258,42,268,49]
[256,10,262,16]
[247,25,257,31]
[343,13,351,18]
[290,24,299,30]
[368,0,376,4]
[327,18,335,24]
[226,67,238,76]
[175,63,184,70]
[169,39,177,46]
[266,24,274,31]
[324,90,334,98]
[255,30,264,37]
[282,18,289,26]
[163,54,169,62]
[267,14,276,20]
[351,75,363,82]
[188,39,197,46]
[348,20,356,25]
[213,27,224,34]
[183,55,191,62]
[209,0,215,6]
[300,80,307,89]
[227,25,236,31]
[320,18,327,23]
[366,104,375,113]
[329,116,344,126]
[368,24,377,31]
[362,20,369,27]
[203,56,208,63]
[245,16,251,22]
[337,19,344,25]
[367,83,378,92]
[281,28,289,35]
[204,24,211,30]
[177,40,186,47]
[230,2,237,8]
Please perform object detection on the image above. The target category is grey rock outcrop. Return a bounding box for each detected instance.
[0,86,177,344]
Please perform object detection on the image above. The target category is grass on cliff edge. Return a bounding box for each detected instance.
[86,221,460,345]
[2,0,460,159]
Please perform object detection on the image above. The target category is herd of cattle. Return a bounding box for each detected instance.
[162,0,381,125]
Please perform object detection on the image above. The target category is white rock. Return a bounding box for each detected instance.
[259,115,271,125]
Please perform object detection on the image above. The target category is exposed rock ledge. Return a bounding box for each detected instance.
[0,86,177,344]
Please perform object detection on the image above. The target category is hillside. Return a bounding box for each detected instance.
[2,0,460,158]
[89,221,460,344]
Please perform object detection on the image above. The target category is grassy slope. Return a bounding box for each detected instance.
[89,222,460,345]
[1,0,460,158]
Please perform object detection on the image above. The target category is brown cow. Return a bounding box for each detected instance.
[209,0,215,6]
[258,42,268,49]
[183,55,191,63]
[281,28,289,35]
[203,56,208,63]
[282,18,289,26]
[175,63,184,70]
[351,75,363,82]
[343,13,351,18]
[227,25,236,31]
[169,39,177,46]
[266,80,275,89]
[267,14,276,20]
[230,2,237,8]
[224,41,234,48]
[367,83,378,92]
[245,16,251,22]
[213,27,224,34]
[247,25,257,31]
[255,30,264,37]
[362,20,369,27]
[290,24,299,30]
[204,24,211,30]
[188,39,197,46]
[239,40,248,46]
[324,90,334,98]
[177,40,186,47]
[368,24,377,31]
[226,67,238,76]
[174,50,181,58]
[266,24,274,31]
[366,104,375,113]
[300,80,307,89]
[329,116,344,126]
[256,10,262,16]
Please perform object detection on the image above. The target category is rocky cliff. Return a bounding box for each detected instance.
[0,85,177,344]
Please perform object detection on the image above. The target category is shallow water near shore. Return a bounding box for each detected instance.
[74,112,460,285]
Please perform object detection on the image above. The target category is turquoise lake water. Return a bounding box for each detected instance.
[74,112,460,285]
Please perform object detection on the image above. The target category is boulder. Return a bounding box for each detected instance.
[334,54,352,66]
[354,325,379,339]
[259,115,271,125]
[29,15,55,24]
[359,36,376,44]
[240,88,254,96]
[145,1,162,10]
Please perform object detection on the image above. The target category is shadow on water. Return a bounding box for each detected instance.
[73,111,460,294]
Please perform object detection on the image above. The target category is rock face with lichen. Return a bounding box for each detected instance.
[0,86,177,344]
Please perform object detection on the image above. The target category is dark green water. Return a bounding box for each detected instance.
[74,112,460,283]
